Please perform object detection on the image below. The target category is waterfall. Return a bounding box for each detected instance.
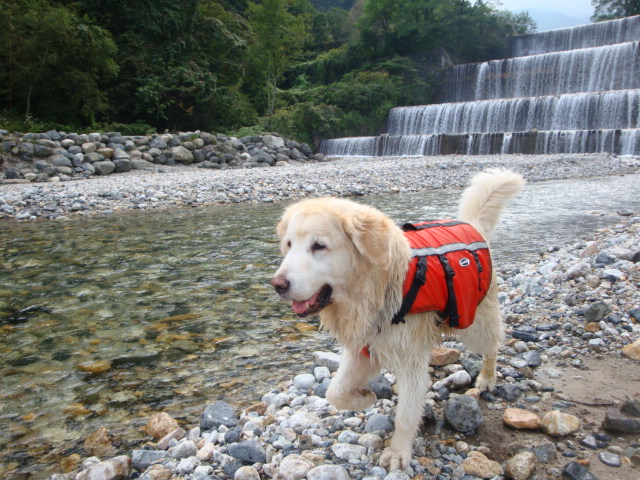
[510,15,640,57]
[320,15,640,157]
[443,41,640,102]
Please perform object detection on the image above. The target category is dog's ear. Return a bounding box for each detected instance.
[341,210,392,268]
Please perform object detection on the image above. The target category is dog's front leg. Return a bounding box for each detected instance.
[379,362,431,472]
[326,348,380,411]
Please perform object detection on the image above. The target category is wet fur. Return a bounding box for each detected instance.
[272,169,524,472]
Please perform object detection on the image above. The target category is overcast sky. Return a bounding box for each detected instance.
[494,0,594,31]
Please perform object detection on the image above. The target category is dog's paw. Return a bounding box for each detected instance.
[379,446,412,473]
[475,373,496,392]
[327,387,376,412]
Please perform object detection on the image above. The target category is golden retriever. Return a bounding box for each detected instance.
[270,169,524,471]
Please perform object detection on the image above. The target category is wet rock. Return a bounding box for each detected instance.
[503,408,540,430]
[540,410,580,437]
[444,395,483,433]
[146,412,179,439]
[504,451,537,480]
[200,400,238,430]
[83,426,115,457]
[461,451,502,479]
[76,360,112,374]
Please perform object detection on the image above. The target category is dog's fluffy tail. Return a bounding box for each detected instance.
[458,169,525,237]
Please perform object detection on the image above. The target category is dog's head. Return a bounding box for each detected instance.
[269,197,396,318]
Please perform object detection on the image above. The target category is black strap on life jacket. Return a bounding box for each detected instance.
[401,220,467,231]
[437,254,460,327]
[391,255,427,325]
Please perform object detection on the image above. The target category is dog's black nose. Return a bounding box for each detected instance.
[269,275,290,295]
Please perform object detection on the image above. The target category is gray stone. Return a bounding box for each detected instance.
[171,146,194,163]
[93,161,116,176]
[113,159,132,173]
[306,464,351,480]
[331,442,366,461]
[313,351,341,372]
[169,440,198,459]
[562,461,599,480]
[365,413,394,433]
[131,159,156,170]
[262,134,285,149]
[369,375,393,400]
[293,373,316,391]
[34,145,53,157]
[584,301,611,322]
[52,156,72,168]
[494,384,522,402]
[603,408,640,433]
[131,449,170,469]
[444,395,483,433]
[227,440,266,464]
[200,400,237,430]
[598,451,621,467]
[175,456,199,475]
[4,168,22,179]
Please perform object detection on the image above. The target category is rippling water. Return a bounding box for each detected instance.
[1,173,638,478]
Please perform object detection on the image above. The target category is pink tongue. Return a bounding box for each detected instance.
[292,300,310,315]
[291,290,320,314]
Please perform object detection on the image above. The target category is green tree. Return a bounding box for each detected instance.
[74,0,250,131]
[591,0,640,20]
[0,0,118,126]
[245,0,311,123]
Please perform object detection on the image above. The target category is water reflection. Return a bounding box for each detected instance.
[0,173,638,478]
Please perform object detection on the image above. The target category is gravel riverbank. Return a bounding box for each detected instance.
[50,215,640,480]
[1,153,638,221]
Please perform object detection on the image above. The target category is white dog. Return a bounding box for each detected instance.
[270,169,524,471]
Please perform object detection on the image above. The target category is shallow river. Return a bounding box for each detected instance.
[1,173,639,478]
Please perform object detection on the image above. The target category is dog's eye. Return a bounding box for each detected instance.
[311,242,326,252]
[286,240,291,249]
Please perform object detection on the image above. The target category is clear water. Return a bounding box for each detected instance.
[1,174,638,478]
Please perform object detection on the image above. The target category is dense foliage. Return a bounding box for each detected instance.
[2,0,545,145]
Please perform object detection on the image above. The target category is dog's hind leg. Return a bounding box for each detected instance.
[326,347,380,412]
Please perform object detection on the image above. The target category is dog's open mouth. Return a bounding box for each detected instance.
[291,284,332,317]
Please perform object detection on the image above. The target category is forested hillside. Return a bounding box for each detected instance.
[1,0,548,146]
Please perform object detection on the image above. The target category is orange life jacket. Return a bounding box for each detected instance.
[392,220,492,329]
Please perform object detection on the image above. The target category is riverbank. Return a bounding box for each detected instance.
[48,214,640,480]
[1,153,639,220]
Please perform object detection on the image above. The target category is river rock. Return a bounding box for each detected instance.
[93,160,115,175]
[504,451,537,480]
[306,464,351,480]
[171,146,194,163]
[331,442,366,461]
[540,410,580,436]
[432,370,472,391]
[83,427,115,457]
[365,413,394,433]
[444,395,483,433]
[274,454,314,480]
[461,451,502,479]
[503,408,540,429]
[234,465,260,480]
[227,440,266,464]
[430,346,461,365]
[200,400,237,430]
[562,461,599,480]
[602,407,640,433]
[75,455,130,480]
[146,412,179,439]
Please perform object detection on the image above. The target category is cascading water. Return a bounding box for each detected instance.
[320,15,640,157]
